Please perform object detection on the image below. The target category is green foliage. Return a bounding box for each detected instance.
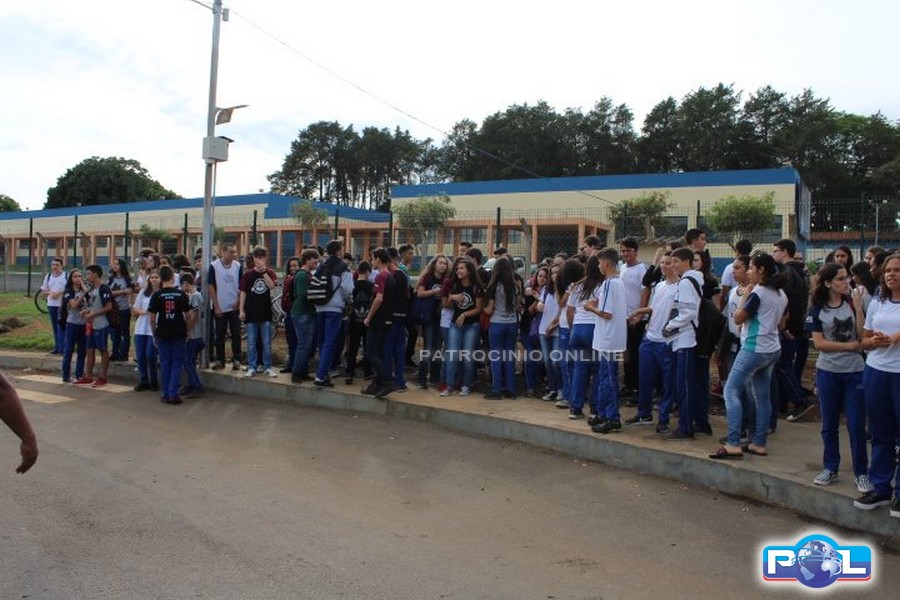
[0,194,21,212]
[46,156,180,208]
[292,200,328,229]
[608,191,674,240]
[138,224,174,243]
[393,195,456,253]
[705,192,777,243]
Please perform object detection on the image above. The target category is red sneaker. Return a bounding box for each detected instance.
[92,377,108,388]
[73,376,93,385]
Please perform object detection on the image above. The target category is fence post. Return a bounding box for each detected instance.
[495,207,501,249]
[859,193,866,261]
[183,213,189,255]
[73,214,79,266]
[388,211,394,247]
[251,210,258,247]
[334,209,340,240]
[124,213,130,263]
[26,218,34,297]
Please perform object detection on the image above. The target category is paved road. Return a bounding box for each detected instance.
[2,371,898,599]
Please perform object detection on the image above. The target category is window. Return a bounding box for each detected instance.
[96,237,108,248]
[459,228,487,245]
[45,238,57,249]
[507,230,523,244]
[18,239,30,250]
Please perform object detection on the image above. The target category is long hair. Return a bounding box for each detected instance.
[850,261,877,296]
[810,262,845,308]
[64,268,81,294]
[878,254,900,301]
[486,256,517,312]
[109,258,132,288]
[558,258,585,301]
[535,266,554,297]
[579,255,605,301]
[283,256,300,276]
[450,257,483,294]
[142,269,160,298]
[834,245,855,268]
[751,253,785,290]
[423,253,449,283]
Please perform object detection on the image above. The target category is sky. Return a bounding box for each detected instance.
[1,0,898,211]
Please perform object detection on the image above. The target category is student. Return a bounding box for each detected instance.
[717,255,752,442]
[363,249,398,399]
[179,273,205,398]
[483,256,521,399]
[772,238,812,423]
[415,255,449,389]
[625,253,678,432]
[76,265,113,388]
[806,263,870,491]
[313,240,354,388]
[719,240,753,310]
[553,259,585,410]
[148,266,191,405]
[619,238,647,399]
[290,249,320,383]
[565,255,605,420]
[662,248,702,440]
[441,258,484,397]
[709,253,787,459]
[132,270,160,392]
[854,253,900,515]
[586,248,627,433]
[239,246,279,379]
[346,260,374,385]
[208,243,243,371]
[280,257,301,373]
[60,269,88,384]
[386,247,412,391]
[436,259,459,394]
[536,265,561,402]
[39,257,68,355]
[107,258,133,362]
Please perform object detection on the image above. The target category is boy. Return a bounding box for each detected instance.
[180,273,205,398]
[363,248,397,399]
[586,248,627,434]
[291,248,320,383]
[239,246,279,378]
[662,247,703,440]
[345,260,374,385]
[75,265,113,388]
[148,266,191,405]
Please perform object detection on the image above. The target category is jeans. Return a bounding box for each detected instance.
[316,311,343,381]
[49,306,63,353]
[569,323,599,413]
[558,327,572,402]
[862,366,900,497]
[523,332,541,392]
[366,325,391,389]
[62,322,86,381]
[774,333,807,413]
[439,326,450,386]
[134,334,158,386]
[673,347,699,436]
[417,320,442,385]
[332,319,347,372]
[157,337,186,400]
[637,339,673,422]
[624,320,645,392]
[539,334,560,393]
[723,349,780,447]
[817,369,867,476]
[345,320,370,378]
[246,321,272,371]
[597,353,620,421]
[695,355,711,430]
[291,313,316,378]
[109,308,131,360]
[284,307,298,369]
[489,322,518,394]
[387,319,408,388]
[215,310,241,364]
[183,338,205,390]
[445,321,480,390]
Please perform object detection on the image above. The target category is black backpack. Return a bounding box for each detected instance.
[685,277,727,358]
[351,280,374,322]
[307,262,336,305]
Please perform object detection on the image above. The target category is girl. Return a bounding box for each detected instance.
[536,265,561,401]
[806,262,870,492]
[854,253,900,515]
[437,258,460,393]
[553,259,585,410]
[520,269,541,397]
[281,256,301,373]
[565,255,605,420]
[483,257,520,399]
[833,245,854,273]
[850,261,878,314]
[107,258,133,362]
[440,258,484,397]
[61,269,88,384]
[132,270,160,392]
[717,255,752,443]
[416,254,449,389]
[710,253,787,460]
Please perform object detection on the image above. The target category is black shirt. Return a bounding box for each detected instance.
[148,288,190,340]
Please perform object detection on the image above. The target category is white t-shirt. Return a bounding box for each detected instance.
[558,291,570,330]
[721,263,737,289]
[725,286,743,338]
[645,280,678,343]
[620,262,648,316]
[133,291,154,336]
[741,285,788,354]
[666,272,702,351]
[864,298,900,373]
[538,287,560,337]
[41,271,68,308]
[567,282,600,326]
[591,278,627,352]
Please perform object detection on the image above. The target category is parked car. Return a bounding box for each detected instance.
[483,256,527,279]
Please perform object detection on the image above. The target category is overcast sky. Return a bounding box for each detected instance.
[2,0,898,210]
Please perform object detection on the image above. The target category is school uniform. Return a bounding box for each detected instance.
[148,287,190,402]
[664,271,702,437]
[635,280,677,423]
[567,283,601,417]
[591,277,627,423]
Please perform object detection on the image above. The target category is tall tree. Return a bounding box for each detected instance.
[674,83,743,171]
[45,157,180,208]
[637,97,679,173]
[0,194,21,212]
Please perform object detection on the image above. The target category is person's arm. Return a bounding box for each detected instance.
[811,331,860,353]
[732,286,757,326]
[0,371,38,474]
[719,286,732,311]
[666,279,701,331]
[365,292,384,327]
[239,290,247,321]
[262,268,276,290]
[483,298,495,316]
[207,266,222,316]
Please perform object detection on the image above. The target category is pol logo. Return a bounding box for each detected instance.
[762,534,872,588]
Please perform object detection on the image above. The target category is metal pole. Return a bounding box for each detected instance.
[199,0,223,369]
[874,202,881,246]
[124,213,130,263]
[388,211,394,247]
[73,214,79,266]
[183,213,189,254]
[334,209,339,240]
[26,218,33,297]
[251,210,258,246]
[859,194,866,261]
[495,207,501,248]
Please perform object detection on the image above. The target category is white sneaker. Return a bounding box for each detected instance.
[813,468,838,486]
[542,390,557,401]
[855,474,874,493]
[459,386,471,396]
[439,388,451,397]
[243,369,255,378]
[265,368,279,378]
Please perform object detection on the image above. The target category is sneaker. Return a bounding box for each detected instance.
[665,430,695,441]
[346,377,355,385]
[211,362,225,370]
[855,474,874,494]
[484,391,503,400]
[853,490,891,510]
[568,410,584,420]
[73,376,93,385]
[395,386,408,393]
[541,390,558,401]
[134,382,151,391]
[184,387,204,399]
[328,369,341,380]
[694,423,713,436]
[162,395,183,405]
[554,398,570,409]
[375,383,397,399]
[279,366,292,373]
[265,368,279,378]
[91,377,107,388]
[655,422,671,435]
[813,469,838,486]
[892,498,900,519]
[586,414,605,427]
[459,386,471,397]
[787,402,816,423]
[256,365,265,373]
[502,392,517,400]
[416,381,428,390]
[360,384,379,395]
[439,388,452,397]
[592,420,622,434]
[624,414,653,426]
[232,361,241,371]
[313,378,334,388]
[292,374,309,383]
[243,369,255,378]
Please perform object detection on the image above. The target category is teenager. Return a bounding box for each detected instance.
[535,265,561,402]
[208,243,243,371]
[76,265,113,388]
[346,260,374,385]
[60,269,88,384]
[415,255,449,389]
[566,255,605,420]
[363,249,398,399]
[440,258,484,397]
[854,253,900,516]
[107,258,133,362]
[280,257,301,373]
[313,240,354,388]
[132,270,160,392]
[39,257,68,355]
[772,239,812,423]
[239,246,279,378]
[179,274,205,398]
[619,238,647,399]
[717,255,752,443]
[290,249,320,383]
[483,257,521,399]
[553,259,585,410]
[148,266,191,405]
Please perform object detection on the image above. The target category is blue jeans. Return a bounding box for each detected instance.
[439,326,450,386]
[695,356,711,430]
[569,323,599,413]
[183,338,205,390]
[291,313,316,378]
[157,337,186,400]
[284,307,298,369]
[723,349,779,447]
[817,369,867,476]
[109,308,131,359]
[558,327,572,401]
[489,322,518,394]
[418,320,442,385]
[597,353,620,421]
[775,333,807,413]
[673,347,699,436]
[445,321,480,389]
[49,306,63,353]
[315,311,343,381]
[134,334,158,386]
[62,322,86,381]
[246,320,272,371]
[387,320,408,388]
[862,366,900,497]
[523,332,540,392]
[637,339,673,422]
[539,334,560,393]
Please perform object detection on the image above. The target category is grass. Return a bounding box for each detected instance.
[0,292,54,351]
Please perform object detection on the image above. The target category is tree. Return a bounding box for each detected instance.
[45,156,180,209]
[392,195,456,257]
[705,192,777,245]
[674,83,743,171]
[292,199,328,230]
[137,224,174,248]
[608,191,674,241]
[0,194,21,212]
[637,97,679,172]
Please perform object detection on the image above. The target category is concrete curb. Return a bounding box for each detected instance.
[7,351,900,547]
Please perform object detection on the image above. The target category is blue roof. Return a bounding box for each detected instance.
[0,193,390,223]
[392,168,802,198]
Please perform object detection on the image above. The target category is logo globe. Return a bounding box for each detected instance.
[795,539,843,588]
[762,533,872,588]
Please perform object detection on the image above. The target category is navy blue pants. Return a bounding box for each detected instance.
[863,366,900,497]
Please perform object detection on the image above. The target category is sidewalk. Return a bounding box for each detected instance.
[5,349,899,547]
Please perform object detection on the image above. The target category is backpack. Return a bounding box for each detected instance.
[307,262,336,305]
[351,280,374,322]
[281,273,295,312]
[685,276,727,358]
[58,296,69,329]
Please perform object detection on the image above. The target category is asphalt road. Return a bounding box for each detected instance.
[2,371,898,600]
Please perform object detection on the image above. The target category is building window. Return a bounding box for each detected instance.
[96,237,108,249]
[507,230,523,245]
[459,228,487,245]
[45,238,57,249]
[18,239,30,250]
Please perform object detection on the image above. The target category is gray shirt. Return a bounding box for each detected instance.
[489,285,518,324]
[806,300,865,373]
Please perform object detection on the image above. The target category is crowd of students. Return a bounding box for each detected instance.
[40,234,900,519]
